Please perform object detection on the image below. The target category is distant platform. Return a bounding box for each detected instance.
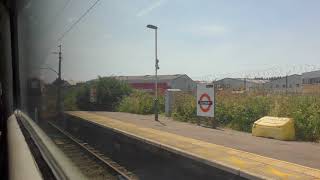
[66,111,320,179]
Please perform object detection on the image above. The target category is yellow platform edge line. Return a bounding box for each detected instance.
[65,111,320,179]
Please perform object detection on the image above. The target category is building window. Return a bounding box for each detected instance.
[282,84,286,88]
[276,84,279,88]
[296,84,300,87]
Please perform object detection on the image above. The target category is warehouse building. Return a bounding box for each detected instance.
[302,70,320,93]
[215,78,267,92]
[263,74,302,93]
[114,74,196,93]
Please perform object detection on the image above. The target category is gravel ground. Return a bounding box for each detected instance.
[90,111,320,169]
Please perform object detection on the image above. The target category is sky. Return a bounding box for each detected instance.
[34,0,320,82]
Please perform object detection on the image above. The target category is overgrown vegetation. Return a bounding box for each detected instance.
[62,77,164,114]
[117,90,164,114]
[216,94,271,132]
[57,77,320,142]
[63,87,79,111]
[171,93,320,142]
[268,95,320,141]
[43,77,132,113]
[75,76,132,111]
[171,93,197,122]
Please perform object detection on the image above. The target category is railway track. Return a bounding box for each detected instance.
[43,121,138,180]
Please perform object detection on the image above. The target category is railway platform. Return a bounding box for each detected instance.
[65,111,320,180]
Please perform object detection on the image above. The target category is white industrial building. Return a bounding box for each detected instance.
[215,78,268,92]
[302,70,320,93]
[263,74,302,93]
[302,70,320,84]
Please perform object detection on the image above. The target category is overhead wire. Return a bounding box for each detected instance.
[45,0,72,31]
[42,0,73,61]
[44,0,101,63]
[57,0,101,42]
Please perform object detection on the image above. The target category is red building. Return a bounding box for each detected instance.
[114,74,196,93]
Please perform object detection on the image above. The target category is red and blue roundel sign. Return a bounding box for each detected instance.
[197,84,215,117]
[198,93,213,112]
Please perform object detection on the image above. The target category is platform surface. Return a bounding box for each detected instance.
[66,111,320,180]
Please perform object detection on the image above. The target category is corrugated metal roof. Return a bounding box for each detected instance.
[302,70,320,79]
[217,78,269,84]
[264,74,301,84]
[234,78,270,84]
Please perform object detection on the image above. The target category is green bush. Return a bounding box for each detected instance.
[117,90,164,114]
[217,95,271,132]
[63,87,79,111]
[76,77,132,111]
[171,93,198,123]
[76,83,92,110]
[272,95,320,141]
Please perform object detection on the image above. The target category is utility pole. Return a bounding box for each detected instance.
[147,24,159,121]
[55,45,62,116]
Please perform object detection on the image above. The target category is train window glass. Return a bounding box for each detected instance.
[31,81,39,89]
[14,1,320,179]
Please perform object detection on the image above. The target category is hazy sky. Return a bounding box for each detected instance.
[41,0,320,82]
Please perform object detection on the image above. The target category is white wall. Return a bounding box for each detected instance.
[215,78,259,91]
[170,75,196,92]
[264,75,302,93]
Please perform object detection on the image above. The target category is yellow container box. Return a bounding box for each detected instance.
[252,116,295,141]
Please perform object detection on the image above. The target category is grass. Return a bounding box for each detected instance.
[117,90,165,115]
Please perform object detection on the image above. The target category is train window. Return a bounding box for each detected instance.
[7,0,320,179]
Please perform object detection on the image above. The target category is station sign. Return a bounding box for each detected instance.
[197,84,215,117]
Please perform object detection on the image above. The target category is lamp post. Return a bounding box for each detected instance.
[146,24,159,121]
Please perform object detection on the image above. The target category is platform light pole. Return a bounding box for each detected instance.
[147,24,159,121]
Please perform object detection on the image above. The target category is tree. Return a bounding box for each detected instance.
[76,76,132,111]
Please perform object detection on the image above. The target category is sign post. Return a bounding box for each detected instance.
[197,84,215,127]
